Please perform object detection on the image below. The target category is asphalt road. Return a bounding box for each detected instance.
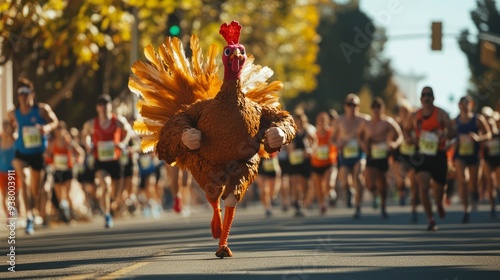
[1,202,499,280]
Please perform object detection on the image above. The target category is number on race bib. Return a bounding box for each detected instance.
[458,134,474,156]
[316,145,330,160]
[262,158,276,172]
[400,143,416,156]
[54,154,69,171]
[22,126,42,149]
[97,141,116,161]
[419,131,438,156]
[289,150,304,165]
[343,139,359,159]
[371,143,388,159]
[486,139,500,156]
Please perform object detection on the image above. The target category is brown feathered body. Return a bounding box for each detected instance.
[157,78,295,201]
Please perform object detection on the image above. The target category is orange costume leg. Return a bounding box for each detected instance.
[216,206,235,258]
[207,197,222,239]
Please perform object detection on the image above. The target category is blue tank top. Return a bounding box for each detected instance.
[15,105,48,154]
[455,114,479,156]
[0,138,15,172]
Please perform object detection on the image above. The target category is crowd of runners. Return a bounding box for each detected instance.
[1,78,499,234]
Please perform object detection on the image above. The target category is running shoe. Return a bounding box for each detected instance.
[426,220,438,231]
[353,206,361,219]
[105,214,114,228]
[25,218,34,235]
[265,209,272,218]
[172,196,182,213]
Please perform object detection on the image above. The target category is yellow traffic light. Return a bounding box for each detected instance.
[431,21,442,51]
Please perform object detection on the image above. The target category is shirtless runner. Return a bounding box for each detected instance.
[332,93,369,218]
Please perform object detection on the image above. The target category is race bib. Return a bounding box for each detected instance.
[86,155,95,169]
[75,163,85,174]
[371,143,388,159]
[289,149,304,165]
[22,126,42,149]
[400,142,416,156]
[262,158,277,172]
[316,145,330,160]
[139,154,153,170]
[97,141,116,161]
[119,151,129,166]
[458,134,474,156]
[343,139,359,159]
[486,138,500,156]
[419,131,438,156]
[54,154,69,170]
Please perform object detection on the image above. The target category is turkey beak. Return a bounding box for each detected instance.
[230,49,242,72]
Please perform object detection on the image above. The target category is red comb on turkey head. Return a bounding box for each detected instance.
[219,21,242,45]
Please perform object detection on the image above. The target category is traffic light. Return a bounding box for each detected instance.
[167,14,181,37]
[431,21,442,51]
[480,40,497,67]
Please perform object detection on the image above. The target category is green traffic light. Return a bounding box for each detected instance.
[169,25,180,36]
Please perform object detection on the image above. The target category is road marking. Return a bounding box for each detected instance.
[97,261,151,280]
[60,273,97,280]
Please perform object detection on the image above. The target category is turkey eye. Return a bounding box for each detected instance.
[224,48,231,56]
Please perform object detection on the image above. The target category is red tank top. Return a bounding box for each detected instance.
[311,128,337,167]
[93,115,122,161]
[52,139,73,170]
[415,107,446,151]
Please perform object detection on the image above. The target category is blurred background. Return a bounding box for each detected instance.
[1,0,499,129]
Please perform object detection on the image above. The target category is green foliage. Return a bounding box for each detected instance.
[458,0,500,108]
[2,1,395,125]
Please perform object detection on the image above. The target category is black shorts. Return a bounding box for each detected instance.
[311,164,332,175]
[94,160,121,180]
[485,156,500,168]
[279,159,293,176]
[289,160,311,178]
[53,170,73,183]
[14,151,45,171]
[122,159,133,178]
[366,157,389,173]
[413,151,447,186]
[78,165,95,184]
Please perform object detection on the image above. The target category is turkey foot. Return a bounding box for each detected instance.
[215,245,233,258]
[211,208,222,239]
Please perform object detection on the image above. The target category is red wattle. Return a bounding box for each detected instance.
[232,57,239,72]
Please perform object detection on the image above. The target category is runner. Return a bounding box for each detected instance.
[392,101,419,222]
[8,77,59,234]
[288,111,315,217]
[46,121,85,223]
[256,152,281,217]
[453,96,491,223]
[310,112,336,215]
[0,120,17,220]
[332,93,369,218]
[480,106,499,218]
[358,97,403,219]
[403,86,456,231]
[81,94,133,228]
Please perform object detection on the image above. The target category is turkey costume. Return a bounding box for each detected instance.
[129,21,296,258]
